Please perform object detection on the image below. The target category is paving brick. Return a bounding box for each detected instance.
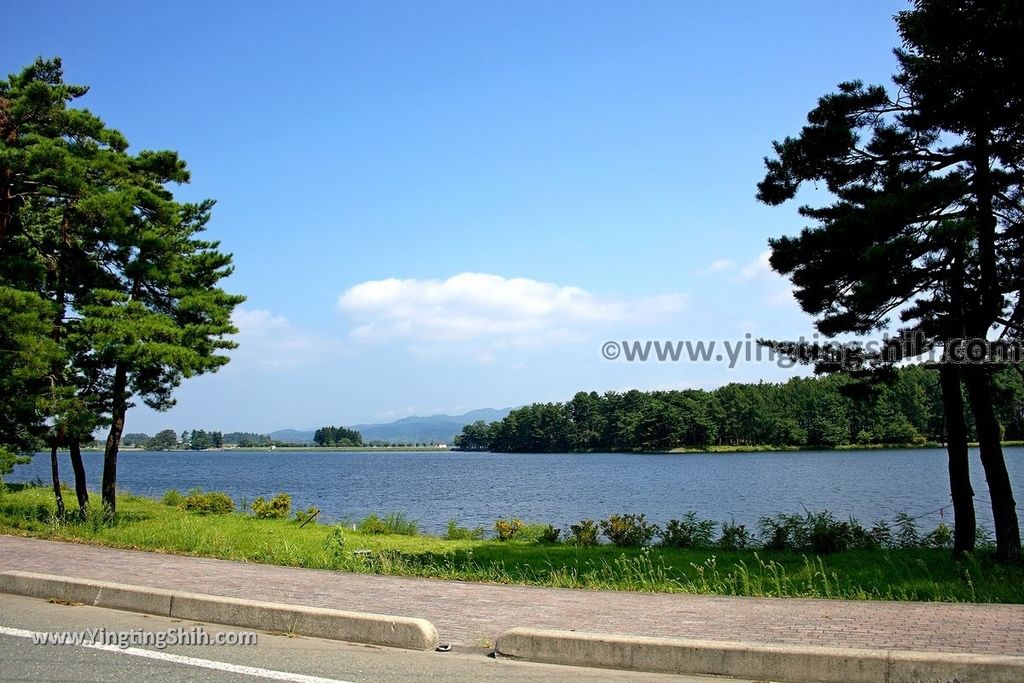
[1,535,1022,653]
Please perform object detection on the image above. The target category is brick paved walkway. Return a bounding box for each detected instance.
[1,535,1022,655]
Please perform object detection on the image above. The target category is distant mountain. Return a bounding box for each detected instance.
[352,407,513,444]
[265,428,317,444]
[266,407,514,445]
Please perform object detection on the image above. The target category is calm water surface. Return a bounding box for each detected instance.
[11,448,1024,535]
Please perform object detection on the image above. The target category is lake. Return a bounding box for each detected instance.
[9,447,1024,535]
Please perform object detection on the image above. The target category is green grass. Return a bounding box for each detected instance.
[1,484,1021,603]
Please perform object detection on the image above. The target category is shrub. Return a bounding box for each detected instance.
[181,489,235,515]
[445,519,486,541]
[382,512,418,535]
[600,513,659,548]
[757,513,805,551]
[539,524,561,544]
[162,489,184,507]
[568,519,599,546]
[325,525,346,561]
[867,520,893,549]
[660,511,715,549]
[295,506,320,525]
[893,512,921,549]
[357,512,418,535]
[757,510,861,554]
[718,519,752,550]
[923,522,953,549]
[494,518,525,541]
[357,514,387,534]
[251,493,292,519]
[804,511,853,555]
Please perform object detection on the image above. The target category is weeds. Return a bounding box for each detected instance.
[252,493,292,519]
[444,519,486,541]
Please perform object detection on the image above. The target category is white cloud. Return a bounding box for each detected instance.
[764,285,798,307]
[706,258,735,273]
[738,250,773,281]
[230,308,343,371]
[337,272,687,348]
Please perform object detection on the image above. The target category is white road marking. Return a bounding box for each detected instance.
[0,625,355,683]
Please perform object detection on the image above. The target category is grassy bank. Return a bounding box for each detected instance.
[1,484,1021,603]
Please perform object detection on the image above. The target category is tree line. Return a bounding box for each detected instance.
[312,426,364,447]
[454,365,1024,453]
[0,59,242,517]
[122,430,274,449]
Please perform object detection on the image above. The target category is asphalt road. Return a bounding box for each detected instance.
[0,594,751,682]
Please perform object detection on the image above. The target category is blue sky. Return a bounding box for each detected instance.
[6,1,908,433]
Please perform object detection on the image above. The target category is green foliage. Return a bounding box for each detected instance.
[121,433,151,447]
[357,512,418,535]
[251,493,292,519]
[295,506,319,524]
[0,447,31,485]
[600,514,659,548]
[161,489,184,507]
[451,367,967,453]
[539,524,561,544]
[146,429,179,451]
[453,421,494,451]
[313,426,363,447]
[187,430,224,450]
[357,514,387,534]
[325,525,346,561]
[718,520,752,551]
[660,512,716,549]
[568,519,600,546]
[0,58,245,515]
[494,518,525,541]
[181,489,235,515]
[444,519,486,541]
[924,522,954,549]
[894,513,922,549]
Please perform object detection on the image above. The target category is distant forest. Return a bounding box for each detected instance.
[455,365,1024,453]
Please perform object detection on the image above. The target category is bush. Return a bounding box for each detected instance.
[494,518,525,541]
[382,512,418,535]
[893,512,921,549]
[568,519,599,546]
[660,511,715,549]
[444,519,486,541]
[539,524,561,544]
[295,506,320,525]
[357,512,418,535]
[718,519,752,550]
[357,513,387,534]
[181,489,235,515]
[867,520,893,549]
[804,511,854,555]
[325,525,346,561]
[600,513,659,548]
[757,510,865,554]
[251,493,292,519]
[923,522,953,549]
[758,513,805,551]
[162,489,184,507]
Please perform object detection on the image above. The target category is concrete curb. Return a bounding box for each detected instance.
[495,627,1024,683]
[0,570,439,651]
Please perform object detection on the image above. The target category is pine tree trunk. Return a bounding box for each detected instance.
[69,438,89,517]
[964,367,1021,562]
[49,445,65,519]
[102,362,127,518]
[939,364,975,555]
